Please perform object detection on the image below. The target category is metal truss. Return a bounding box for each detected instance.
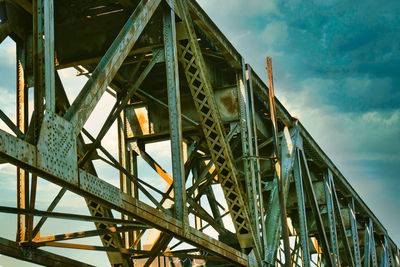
[0,0,399,266]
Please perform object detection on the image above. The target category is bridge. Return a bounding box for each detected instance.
[0,0,398,266]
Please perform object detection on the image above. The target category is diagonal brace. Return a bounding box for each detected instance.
[64,0,161,135]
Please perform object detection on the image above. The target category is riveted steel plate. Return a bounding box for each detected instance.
[79,169,122,206]
[0,130,36,166]
[37,112,78,184]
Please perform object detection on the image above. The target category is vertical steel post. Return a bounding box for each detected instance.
[117,111,134,248]
[266,56,291,267]
[163,5,187,222]
[365,223,371,267]
[237,59,258,239]
[370,219,378,267]
[349,198,362,267]
[300,149,333,267]
[33,0,44,143]
[192,159,201,229]
[43,0,55,112]
[16,40,29,242]
[34,0,55,119]
[293,148,310,267]
[325,170,340,266]
[247,64,267,257]
[382,236,390,267]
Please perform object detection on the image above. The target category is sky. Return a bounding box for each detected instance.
[0,0,399,266]
[198,0,400,239]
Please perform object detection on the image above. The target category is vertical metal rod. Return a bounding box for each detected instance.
[325,170,340,266]
[244,62,260,245]
[163,5,187,222]
[300,149,333,266]
[192,158,202,229]
[364,223,371,267]
[293,148,310,267]
[43,0,55,112]
[383,236,390,267]
[349,198,362,267]
[16,40,29,242]
[330,172,355,267]
[117,112,130,248]
[266,56,291,267]
[247,64,267,256]
[370,219,378,267]
[33,0,45,144]
[27,174,37,241]
[238,59,259,242]
[130,149,140,249]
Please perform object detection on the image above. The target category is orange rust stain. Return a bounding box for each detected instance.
[220,94,237,114]
[136,112,149,134]
[137,113,147,127]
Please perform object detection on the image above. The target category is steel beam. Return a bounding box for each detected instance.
[117,108,133,248]
[53,73,133,266]
[329,169,355,267]
[64,0,161,135]
[0,129,249,266]
[247,65,267,255]
[35,226,144,244]
[163,3,187,220]
[43,0,55,112]
[16,38,29,242]
[78,49,163,167]
[176,0,261,262]
[365,223,371,267]
[0,109,24,138]
[349,198,362,267]
[299,149,333,266]
[293,147,311,267]
[264,127,297,265]
[0,236,94,267]
[143,233,172,267]
[238,59,259,245]
[266,57,291,267]
[0,206,148,227]
[370,219,378,267]
[130,142,173,185]
[324,170,340,266]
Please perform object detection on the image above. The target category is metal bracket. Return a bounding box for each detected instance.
[36,112,78,184]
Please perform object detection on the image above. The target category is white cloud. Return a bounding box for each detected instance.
[0,37,16,66]
[260,21,289,45]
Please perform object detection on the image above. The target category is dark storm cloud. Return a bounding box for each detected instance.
[273,0,400,112]
[198,0,400,244]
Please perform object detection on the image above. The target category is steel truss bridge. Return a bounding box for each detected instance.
[0,0,398,266]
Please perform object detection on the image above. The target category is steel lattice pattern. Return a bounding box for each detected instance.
[178,40,254,242]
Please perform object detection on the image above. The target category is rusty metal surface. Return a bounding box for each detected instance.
[0,0,399,266]
[36,112,78,184]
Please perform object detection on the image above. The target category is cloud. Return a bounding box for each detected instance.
[0,38,16,92]
[260,21,288,46]
[0,0,399,259]
[0,37,16,66]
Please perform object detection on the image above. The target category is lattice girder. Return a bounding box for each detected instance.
[175,0,261,262]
